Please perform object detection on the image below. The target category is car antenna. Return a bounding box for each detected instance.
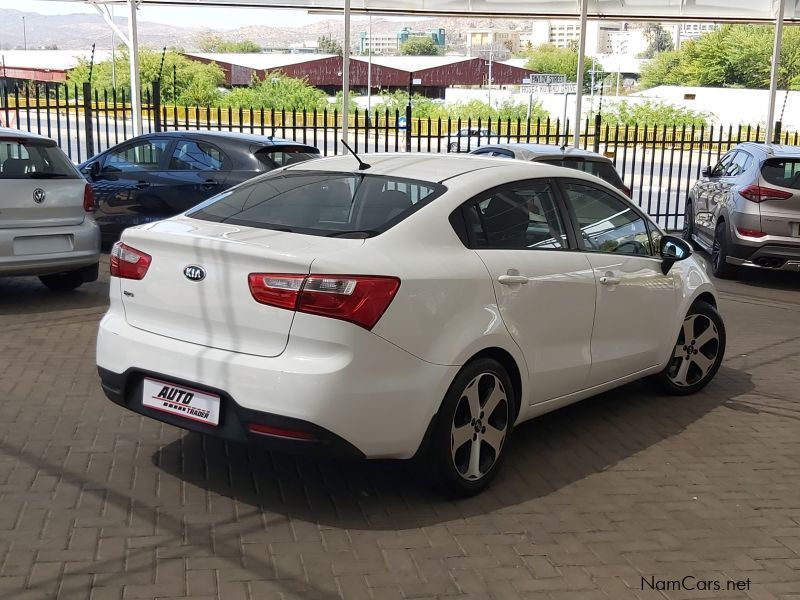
[340,139,371,170]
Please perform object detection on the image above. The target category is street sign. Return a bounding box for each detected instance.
[521,83,578,94]
[398,116,408,130]
[412,78,422,85]
[522,74,567,85]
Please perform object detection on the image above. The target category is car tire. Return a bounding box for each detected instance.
[39,270,85,292]
[682,201,700,249]
[652,301,726,396]
[448,142,459,153]
[427,358,515,497]
[711,221,737,279]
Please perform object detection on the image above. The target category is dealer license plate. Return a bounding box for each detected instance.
[142,377,220,426]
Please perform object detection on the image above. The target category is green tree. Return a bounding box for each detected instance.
[196,34,262,53]
[400,37,441,56]
[639,23,674,59]
[67,48,225,105]
[220,72,329,112]
[523,44,593,87]
[593,100,711,127]
[639,25,800,90]
[317,36,343,56]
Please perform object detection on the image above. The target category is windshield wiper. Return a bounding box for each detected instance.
[326,230,379,239]
[27,172,71,179]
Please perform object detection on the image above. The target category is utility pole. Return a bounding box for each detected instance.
[22,16,27,51]
[486,47,493,107]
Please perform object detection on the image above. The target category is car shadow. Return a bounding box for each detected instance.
[151,365,754,530]
[731,267,800,293]
[0,260,110,317]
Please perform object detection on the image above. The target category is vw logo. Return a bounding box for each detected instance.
[183,265,206,282]
[33,188,46,204]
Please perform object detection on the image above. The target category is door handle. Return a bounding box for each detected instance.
[498,275,529,285]
[135,181,151,189]
[599,275,621,286]
[203,179,220,186]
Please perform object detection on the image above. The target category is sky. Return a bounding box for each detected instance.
[0,0,352,29]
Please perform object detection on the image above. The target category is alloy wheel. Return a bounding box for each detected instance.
[666,314,721,387]
[450,373,509,481]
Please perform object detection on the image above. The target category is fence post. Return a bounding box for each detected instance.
[82,82,95,159]
[405,103,412,153]
[593,113,601,153]
[773,120,781,144]
[152,81,162,132]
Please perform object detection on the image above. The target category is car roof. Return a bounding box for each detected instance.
[285,152,613,187]
[136,130,317,149]
[0,127,57,144]
[736,142,800,157]
[473,143,612,162]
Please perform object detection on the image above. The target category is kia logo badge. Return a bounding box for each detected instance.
[183,265,206,282]
[33,188,46,204]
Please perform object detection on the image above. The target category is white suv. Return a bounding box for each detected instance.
[1,128,100,290]
[97,154,725,495]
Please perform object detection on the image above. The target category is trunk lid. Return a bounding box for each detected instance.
[117,217,364,357]
[0,179,88,228]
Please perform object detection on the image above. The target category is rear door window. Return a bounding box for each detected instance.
[189,171,444,237]
[170,140,227,171]
[0,138,78,179]
[761,158,800,189]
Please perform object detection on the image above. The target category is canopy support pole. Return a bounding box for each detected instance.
[342,0,351,145]
[765,0,785,145]
[573,0,588,148]
[128,0,142,136]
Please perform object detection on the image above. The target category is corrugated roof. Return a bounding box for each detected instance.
[351,55,474,73]
[49,0,797,24]
[0,50,112,72]
[185,53,337,70]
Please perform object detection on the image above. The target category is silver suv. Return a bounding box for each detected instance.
[686,143,800,278]
[1,128,100,290]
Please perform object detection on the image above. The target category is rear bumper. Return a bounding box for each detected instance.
[0,218,101,277]
[98,366,365,459]
[727,238,800,271]
[96,309,456,459]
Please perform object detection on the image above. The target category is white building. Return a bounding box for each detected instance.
[673,23,719,47]
[522,20,625,54]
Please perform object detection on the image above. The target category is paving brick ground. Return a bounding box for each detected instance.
[0,256,799,600]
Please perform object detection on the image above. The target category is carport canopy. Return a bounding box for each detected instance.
[54,0,799,146]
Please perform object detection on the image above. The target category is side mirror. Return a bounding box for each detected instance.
[660,235,692,275]
[82,161,100,179]
[701,166,712,177]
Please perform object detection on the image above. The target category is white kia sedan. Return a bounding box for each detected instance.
[97,153,725,496]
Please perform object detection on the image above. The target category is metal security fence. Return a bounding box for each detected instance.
[2,81,797,230]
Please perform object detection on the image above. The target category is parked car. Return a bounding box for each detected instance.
[78,131,320,242]
[470,143,631,196]
[444,127,501,153]
[685,142,800,277]
[0,128,100,291]
[97,153,725,496]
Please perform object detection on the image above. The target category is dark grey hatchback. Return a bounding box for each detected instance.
[78,131,319,242]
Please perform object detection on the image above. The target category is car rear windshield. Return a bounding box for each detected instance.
[0,138,78,179]
[255,146,320,171]
[188,171,445,237]
[761,158,800,189]
[537,158,623,188]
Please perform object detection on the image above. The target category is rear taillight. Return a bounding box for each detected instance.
[737,227,767,238]
[248,273,400,330]
[110,242,152,280]
[83,184,95,212]
[739,185,793,203]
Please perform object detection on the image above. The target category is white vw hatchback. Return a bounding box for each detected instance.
[97,154,725,495]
